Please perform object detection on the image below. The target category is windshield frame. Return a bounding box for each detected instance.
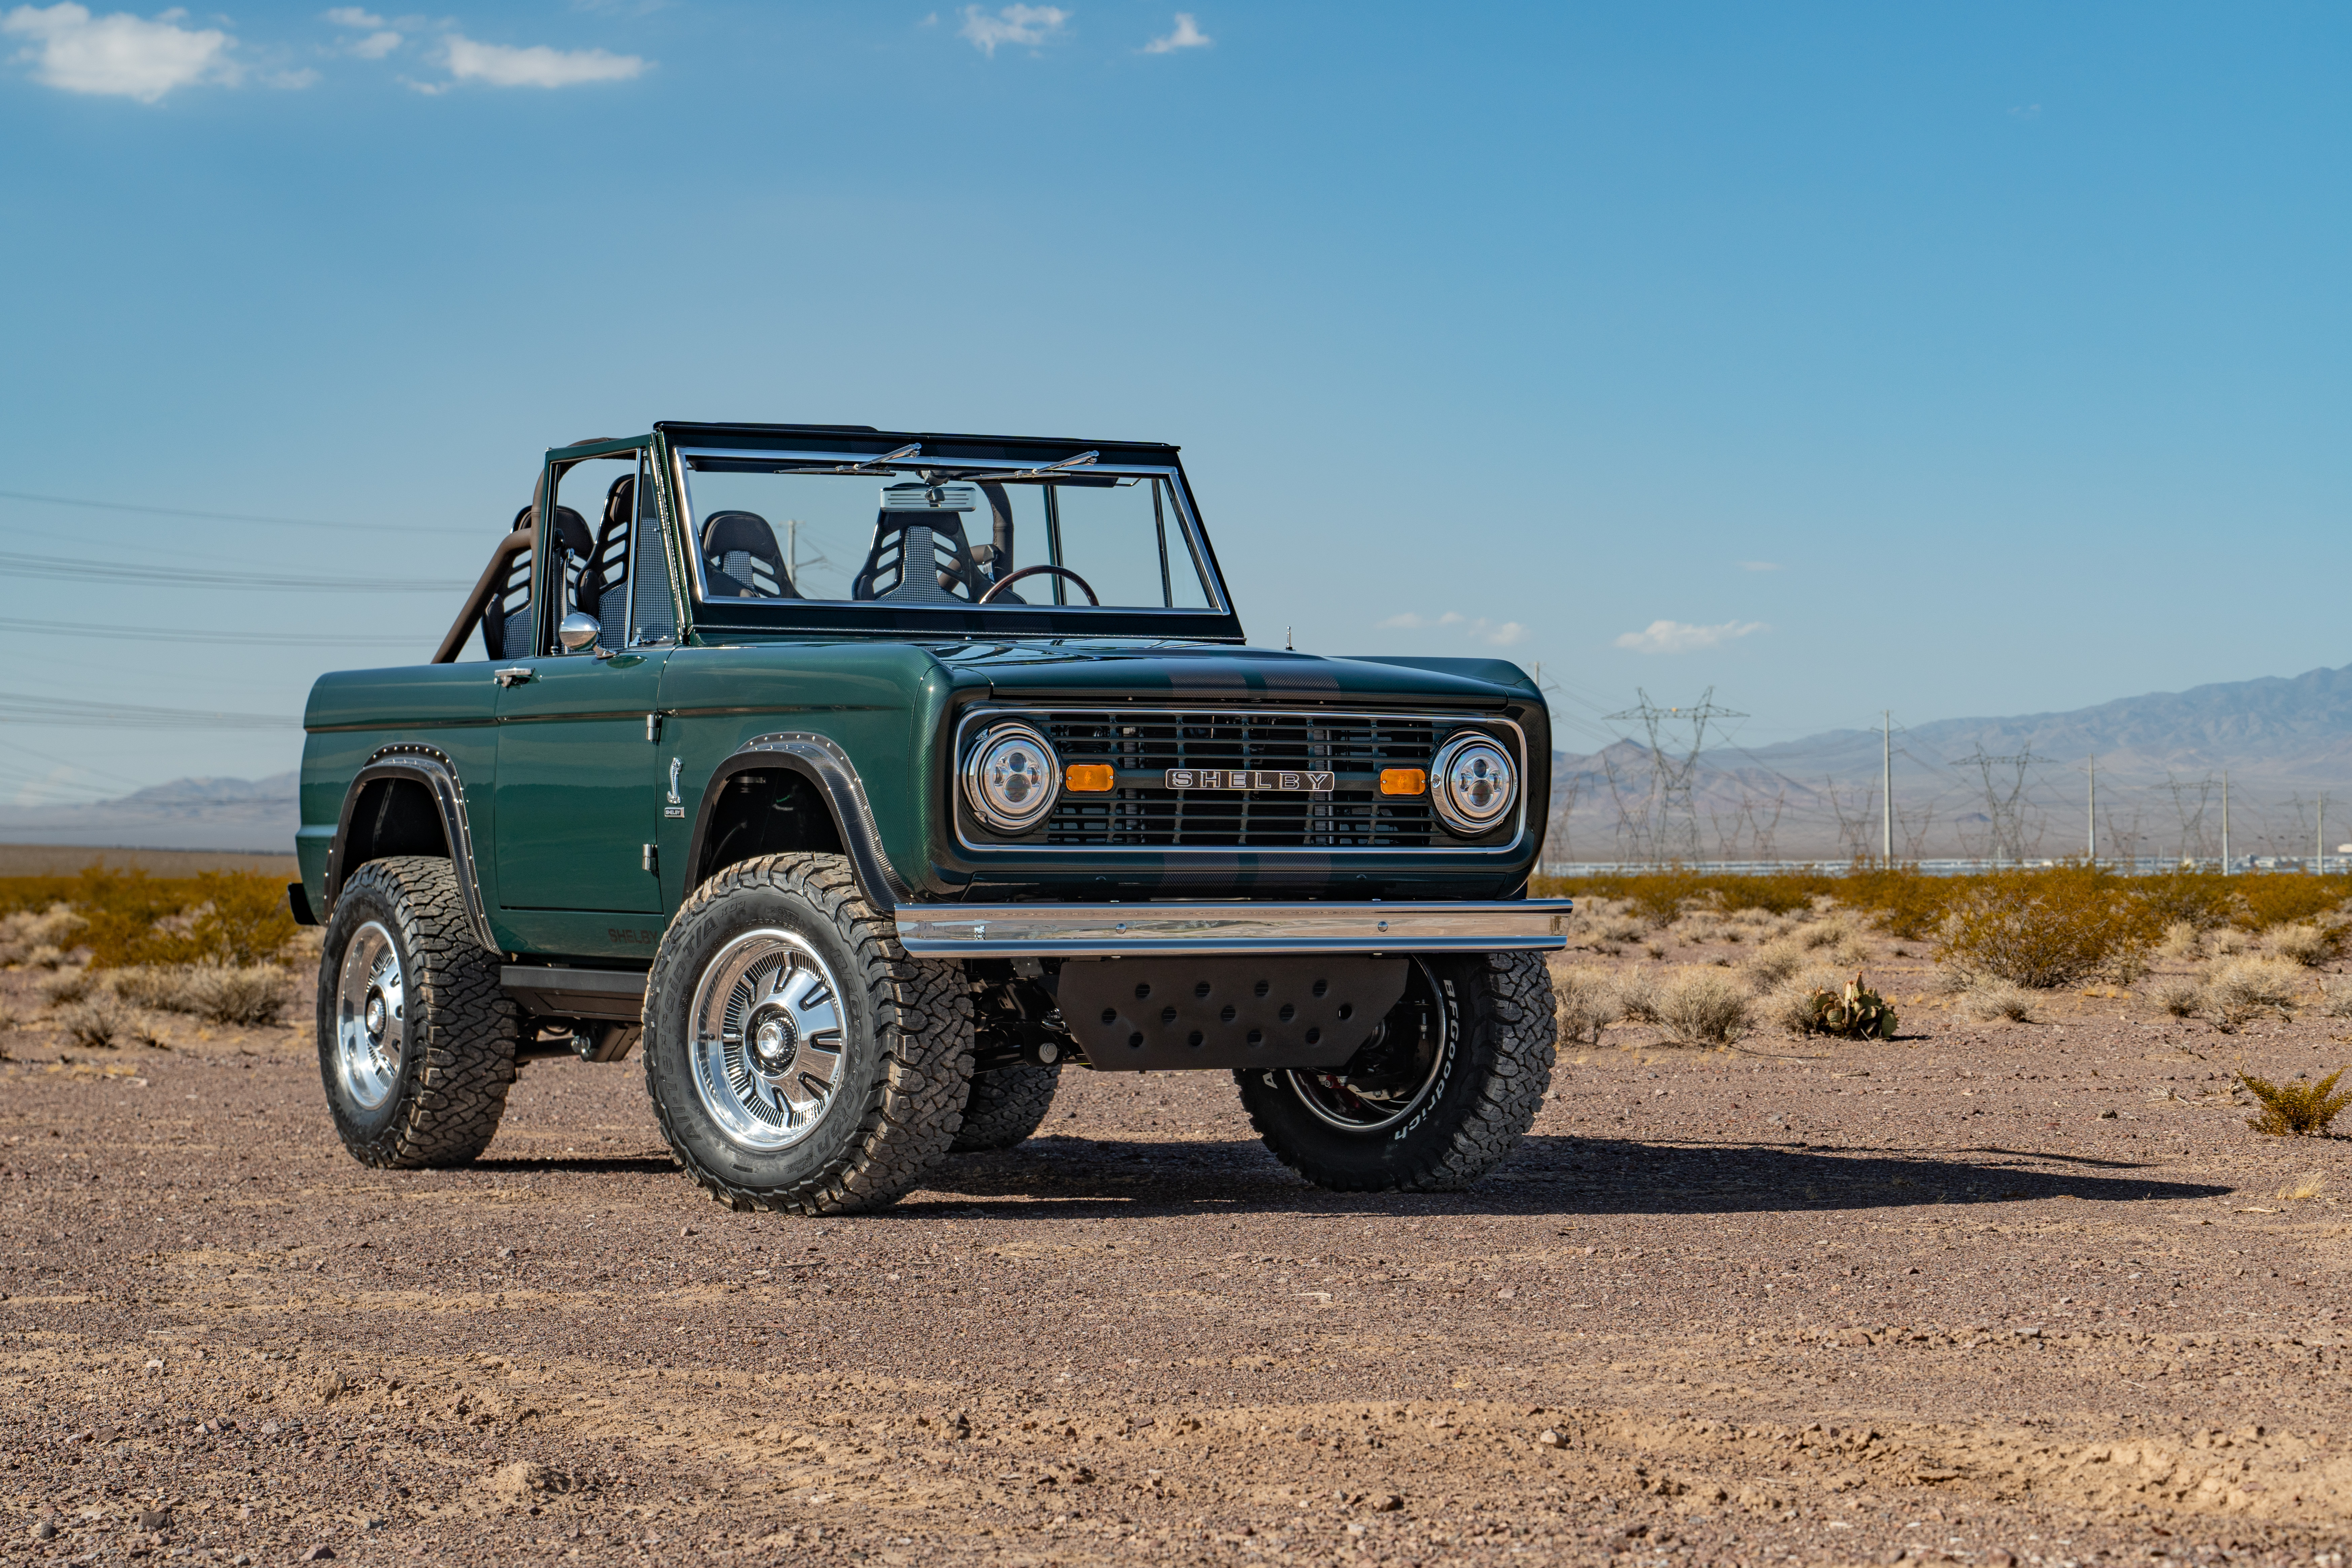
[655,427,1245,642]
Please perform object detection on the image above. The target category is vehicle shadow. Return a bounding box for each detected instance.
[472,1155,682,1176]
[908,1133,2232,1219]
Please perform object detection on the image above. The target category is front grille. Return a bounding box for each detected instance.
[1025,709,1455,849]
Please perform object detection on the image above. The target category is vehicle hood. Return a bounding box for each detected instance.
[925,640,1538,708]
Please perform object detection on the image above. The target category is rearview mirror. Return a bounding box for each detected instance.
[557,612,601,653]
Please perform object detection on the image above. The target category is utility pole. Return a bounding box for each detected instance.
[2320,793,2328,876]
[2086,754,2097,864]
[1881,711,1893,863]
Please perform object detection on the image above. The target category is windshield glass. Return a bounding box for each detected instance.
[676,455,1219,612]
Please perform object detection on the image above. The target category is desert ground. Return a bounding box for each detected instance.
[4,899,2350,1567]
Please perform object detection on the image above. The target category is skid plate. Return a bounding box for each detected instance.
[1051,955,1408,1072]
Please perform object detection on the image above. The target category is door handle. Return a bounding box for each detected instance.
[494,667,536,688]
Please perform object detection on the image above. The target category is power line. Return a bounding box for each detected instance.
[0,487,480,536]
[0,693,298,730]
[0,550,472,594]
[0,616,416,648]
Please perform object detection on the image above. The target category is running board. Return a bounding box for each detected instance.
[501,965,648,1022]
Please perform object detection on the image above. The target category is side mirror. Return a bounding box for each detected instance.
[557,612,602,653]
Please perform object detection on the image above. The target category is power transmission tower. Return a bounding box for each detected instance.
[1954,746,2040,864]
[1604,689,1747,864]
[2164,773,2218,864]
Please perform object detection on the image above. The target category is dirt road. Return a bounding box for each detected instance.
[4,947,2349,1566]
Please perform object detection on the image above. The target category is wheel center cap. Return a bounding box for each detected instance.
[751,1011,798,1074]
[364,989,387,1041]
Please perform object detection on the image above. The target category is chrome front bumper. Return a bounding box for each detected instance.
[894,899,1573,957]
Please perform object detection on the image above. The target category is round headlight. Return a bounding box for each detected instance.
[961,722,1063,833]
[1429,733,1517,834]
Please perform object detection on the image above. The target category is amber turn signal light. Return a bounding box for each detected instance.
[1380,767,1428,796]
[1065,764,1117,793]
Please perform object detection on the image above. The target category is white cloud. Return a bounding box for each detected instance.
[2,3,236,101]
[440,33,646,87]
[1737,560,1782,572]
[1376,609,1524,647]
[345,28,400,57]
[958,3,1066,56]
[1612,619,1768,654]
[322,5,382,24]
[1142,11,1207,52]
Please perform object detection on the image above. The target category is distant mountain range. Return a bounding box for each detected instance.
[1555,663,2352,864]
[6,663,2349,859]
[0,771,297,852]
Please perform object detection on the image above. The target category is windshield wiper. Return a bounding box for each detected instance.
[946,450,1098,483]
[825,443,921,473]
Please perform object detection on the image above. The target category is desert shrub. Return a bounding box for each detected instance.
[2132,868,2240,933]
[1838,865,1955,942]
[2207,927,2253,957]
[2149,976,2207,1018]
[1742,937,1808,991]
[0,874,79,918]
[2236,1068,2350,1137]
[2276,1171,2329,1201]
[1656,969,1752,1045]
[2155,921,2203,962]
[1610,968,1662,1024]
[1781,973,1899,1039]
[24,944,69,970]
[167,966,290,1026]
[1960,978,2037,1023]
[2203,956,2304,1028]
[0,904,85,966]
[1934,866,2149,989]
[184,872,301,967]
[1627,871,1705,931]
[44,866,298,970]
[2234,873,2352,933]
[56,995,128,1049]
[1553,967,1622,1045]
[2319,980,2352,1019]
[41,968,97,1006]
[2264,921,2343,968]
[1791,913,1857,951]
[1709,872,1832,916]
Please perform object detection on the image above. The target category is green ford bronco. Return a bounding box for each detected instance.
[293,424,1568,1214]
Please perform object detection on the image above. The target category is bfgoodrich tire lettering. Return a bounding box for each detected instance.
[1236,949,1556,1192]
[952,1062,1062,1152]
[643,852,973,1215]
[316,856,519,1169]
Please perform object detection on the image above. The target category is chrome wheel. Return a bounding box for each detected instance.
[689,928,849,1152]
[1285,958,1451,1134]
[334,919,407,1112]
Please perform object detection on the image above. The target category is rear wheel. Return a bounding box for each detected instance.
[952,1062,1062,1151]
[317,856,519,1169]
[643,853,973,1214]
[1236,950,1555,1192]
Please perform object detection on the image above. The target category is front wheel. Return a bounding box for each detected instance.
[642,853,974,1215]
[1236,950,1556,1192]
[317,856,520,1168]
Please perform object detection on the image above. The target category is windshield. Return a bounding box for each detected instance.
[676,453,1221,613]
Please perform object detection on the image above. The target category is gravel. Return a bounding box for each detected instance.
[2,940,2348,1565]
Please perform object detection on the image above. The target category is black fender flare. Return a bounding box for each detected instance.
[323,743,500,952]
[685,732,908,914]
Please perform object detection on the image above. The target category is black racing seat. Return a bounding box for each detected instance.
[577,476,635,649]
[851,509,984,603]
[700,510,797,599]
[480,503,591,658]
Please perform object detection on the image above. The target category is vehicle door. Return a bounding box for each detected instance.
[491,446,676,950]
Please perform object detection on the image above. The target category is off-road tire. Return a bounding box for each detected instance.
[317,856,519,1168]
[952,1062,1062,1152]
[643,853,973,1215]
[1236,949,1555,1192]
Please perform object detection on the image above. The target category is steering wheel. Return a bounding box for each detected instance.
[978,565,1099,606]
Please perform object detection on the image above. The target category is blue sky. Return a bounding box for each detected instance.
[1,1,2347,803]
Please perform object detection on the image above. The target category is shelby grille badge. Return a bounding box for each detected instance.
[1165,769,1336,792]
